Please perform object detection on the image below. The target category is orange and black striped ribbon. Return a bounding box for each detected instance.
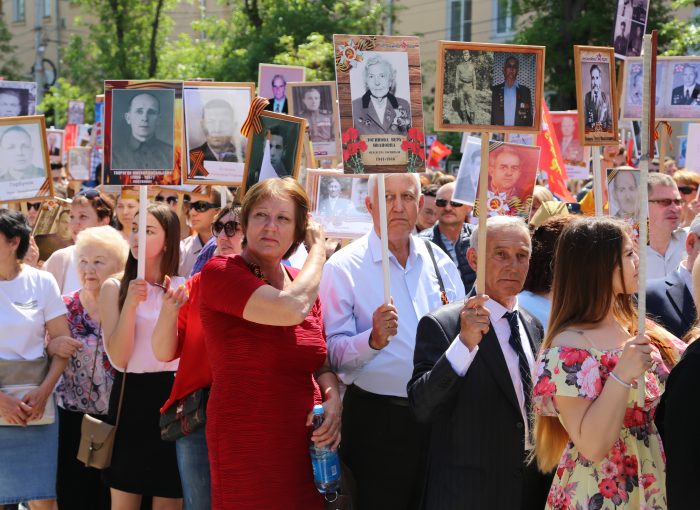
[240,96,270,138]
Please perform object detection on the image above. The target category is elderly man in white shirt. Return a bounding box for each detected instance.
[647,173,687,281]
[320,172,464,510]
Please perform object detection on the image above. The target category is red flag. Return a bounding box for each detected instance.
[537,103,575,202]
[427,140,452,170]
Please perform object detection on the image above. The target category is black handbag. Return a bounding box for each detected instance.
[159,387,209,441]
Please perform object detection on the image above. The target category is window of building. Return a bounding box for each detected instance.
[44,0,51,17]
[495,0,516,35]
[12,0,25,22]
[448,0,472,41]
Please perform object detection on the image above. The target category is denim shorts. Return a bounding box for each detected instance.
[0,419,58,504]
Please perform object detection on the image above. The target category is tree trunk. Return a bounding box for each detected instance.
[149,0,166,77]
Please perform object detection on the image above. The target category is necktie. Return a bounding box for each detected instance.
[504,311,532,416]
[686,90,690,102]
[275,102,281,113]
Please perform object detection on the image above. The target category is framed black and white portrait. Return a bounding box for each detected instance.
[287,81,341,161]
[67,100,86,125]
[241,111,306,192]
[0,81,37,118]
[67,146,92,181]
[0,116,53,203]
[574,46,619,146]
[45,128,64,166]
[183,81,254,186]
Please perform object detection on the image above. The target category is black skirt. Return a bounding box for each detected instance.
[102,371,183,498]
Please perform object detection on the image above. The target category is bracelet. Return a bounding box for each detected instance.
[609,371,634,389]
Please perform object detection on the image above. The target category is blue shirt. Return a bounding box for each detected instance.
[504,82,517,126]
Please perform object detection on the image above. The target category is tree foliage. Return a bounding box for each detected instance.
[512,0,674,110]
[659,0,700,56]
[0,16,21,81]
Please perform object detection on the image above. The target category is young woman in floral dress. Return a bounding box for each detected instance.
[531,217,685,509]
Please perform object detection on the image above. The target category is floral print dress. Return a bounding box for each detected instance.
[532,326,686,510]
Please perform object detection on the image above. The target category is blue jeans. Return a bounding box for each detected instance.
[175,426,211,510]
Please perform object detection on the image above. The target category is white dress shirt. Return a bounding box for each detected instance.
[320,230,465,397]
[179,234,206,278]
[646,228,687,281]
[445,298,535,446]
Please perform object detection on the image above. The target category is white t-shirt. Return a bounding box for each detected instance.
[0,265,67,360]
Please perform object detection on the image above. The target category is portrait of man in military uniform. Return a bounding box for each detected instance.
[455,50,477,123]
[296,87,333,143]
[111,89,175,171]
[490,55,534,127]
[350,54,412,135]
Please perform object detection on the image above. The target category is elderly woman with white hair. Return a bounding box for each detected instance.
[54,225,129,510]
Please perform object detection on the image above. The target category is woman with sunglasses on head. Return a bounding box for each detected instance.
[152,206,243,510]
[672,170,700,227]
[44,188,115,294]
[199,178,341,510]
[179,187,231,278]
[99,203,184,510]
[532,217,685,509]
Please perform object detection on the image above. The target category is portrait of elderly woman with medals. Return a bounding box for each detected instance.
[351,55,412,135]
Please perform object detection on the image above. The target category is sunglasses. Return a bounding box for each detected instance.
[435,198,464,208]
[155,195,178,206]
[212,220,240,238]
[26,202,41,211]
[648,198,683,207]
[678,186,698,195]
[76,188,100,199]
[190,201,219,213]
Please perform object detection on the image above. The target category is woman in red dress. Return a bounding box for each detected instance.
[200,178,341,510]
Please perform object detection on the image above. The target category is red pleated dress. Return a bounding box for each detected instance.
[200,255,325,510]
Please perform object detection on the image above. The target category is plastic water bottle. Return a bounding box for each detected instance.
[309,404,341,493]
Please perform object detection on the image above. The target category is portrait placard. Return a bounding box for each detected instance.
[0,116,54,203]
[94,95,104,147]
[287,81,341,161]
[258,64,306,113]
[453,135,482,206]
[0,81,37,117]
[67,100,86,125]
[46,128,64,166]
[612,0,649,59]
[607,167,643,240]
[31,198,72,261]
[67,146,92,181]
[435,41,545,134]
[334,35,425,174]
[686,123,700,172]
[473,141,541,219]
[103,80,184,186]
[622,57,700,121]
[241,111,306,192]
[306,170,372,239]
[549,111,591,180]
[183,81,254,186]
[574,46,619,146]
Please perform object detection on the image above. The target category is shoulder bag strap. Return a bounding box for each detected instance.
[80,326,102,415]
[422,238,449,305]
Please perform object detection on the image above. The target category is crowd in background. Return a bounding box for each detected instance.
[0,138,700,510]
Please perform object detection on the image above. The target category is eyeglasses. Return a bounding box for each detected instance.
[190,201,219,213]
[155,195,178,206]
[648,198,683,207]
[26,202,41,211]
[678,186,698,195]
[212,220,240,238]
[435,198,464,208]
[76,188,100,199]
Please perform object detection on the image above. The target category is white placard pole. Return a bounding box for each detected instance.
[218,185,227,209]
[137,186,148,280]
[377,173,391,305]
[475,132,490,295]
[592,147,603,216]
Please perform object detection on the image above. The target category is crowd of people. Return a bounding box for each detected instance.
[0,141,699,510]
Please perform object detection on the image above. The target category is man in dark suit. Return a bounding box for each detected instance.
[671,64,700,105]
[408,215,552,510]
[614,21,629,55]
[583,65,612,131]
[264,74,288,113]
[490,56,533,127]
[646,216,700,339]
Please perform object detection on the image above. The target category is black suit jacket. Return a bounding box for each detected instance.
[408,302,548,510]
[264,97,288,114]
[671,84,700,105]
[490,83,533,127]
[646,271,695,339]
[655,339,700,509]
[417,223,476,292]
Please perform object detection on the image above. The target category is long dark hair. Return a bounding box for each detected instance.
[533,216,677,472]
[118,203,180,310]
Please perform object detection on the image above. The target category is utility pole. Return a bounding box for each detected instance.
[33,0,45,104]
[386,0,393,35]
[199,0,205,40]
